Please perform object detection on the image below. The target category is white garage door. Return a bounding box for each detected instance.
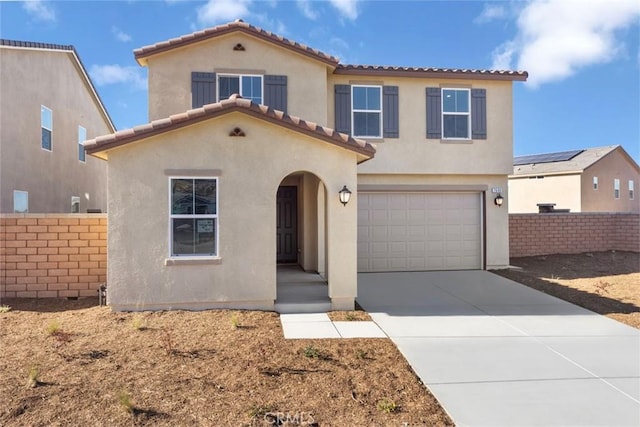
[358,192,482,272]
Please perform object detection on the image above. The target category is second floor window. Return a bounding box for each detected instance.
[593,176,598,190]
[218,75,262,104]
[614,179,620,199]
[352,85,382,138]
[41,105,52,151]
[629,180,635,200]
[442,89,470,139]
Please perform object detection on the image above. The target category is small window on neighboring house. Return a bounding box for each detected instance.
[629,180,635,200]
[41,105,52,151]
[218,74,262,104]
[170,177,218,257]
[593,176,598,190]
[78,126,86,162]
[614,179,620,199]
[352,85,382,138]
[71,196,80,213]
[442,88,470,139]
[13,190,28,213]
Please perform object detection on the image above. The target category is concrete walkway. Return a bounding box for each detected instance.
[357,270,640,427]
[279,313,386,339]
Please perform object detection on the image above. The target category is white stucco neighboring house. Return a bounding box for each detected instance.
[84,20,528,312]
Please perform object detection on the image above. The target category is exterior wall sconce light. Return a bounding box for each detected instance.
[494,194,504,207]
[339,185,352,206]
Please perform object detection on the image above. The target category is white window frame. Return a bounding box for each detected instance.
[441,88,471,140]
[41,105,53,151]
[168,177,219,259]
[351,85,382,139]
[78,126,86,163]
[614,179,620,199]
[13,190,28,213]
[629,180,635,200]
[593,176,598,190]
[217,74,263,104]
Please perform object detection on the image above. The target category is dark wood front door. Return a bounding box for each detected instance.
[277,186,298,263]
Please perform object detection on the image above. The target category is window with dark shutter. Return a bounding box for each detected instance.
[471,89,487,140]
[191,72,216,108]
[426,88,441,139]
[264,75,287,112]
[382,86,399,138]
[335,84,351,134]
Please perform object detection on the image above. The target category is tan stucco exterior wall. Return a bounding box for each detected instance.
[105,113,359,311]
[508,174,582,213]
[358,173,510,269]
[582,149,640,213]
[0,48,111,213]
[146,33,329,125]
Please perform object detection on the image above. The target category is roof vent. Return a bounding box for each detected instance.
[235,19,244,23]
[229,127,245,137]
[233,43,245,51]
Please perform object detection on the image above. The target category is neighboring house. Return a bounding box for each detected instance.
[0,40,114,214]
[509,145,640,213]
[84,20,527,311]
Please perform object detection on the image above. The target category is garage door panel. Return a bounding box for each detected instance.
[358,192,481,272]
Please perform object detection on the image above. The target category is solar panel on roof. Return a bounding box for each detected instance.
[513,149,584,166]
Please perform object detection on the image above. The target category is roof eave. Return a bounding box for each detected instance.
[334,66,528,82]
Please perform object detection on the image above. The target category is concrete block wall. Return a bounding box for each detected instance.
[509,213,640,258]
[0,214,107,298]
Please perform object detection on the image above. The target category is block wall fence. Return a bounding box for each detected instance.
[1,213,637,299]
[1,214,106,298]
[509,213,639,258]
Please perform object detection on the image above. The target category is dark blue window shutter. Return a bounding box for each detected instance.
[191,72,216,108]
[426,87,441,139]
[471,88,487,139]
[382,86,399,138]
[264,75,287,113]
[335,84,351,134]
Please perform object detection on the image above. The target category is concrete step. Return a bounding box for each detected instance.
[275,300,332,314]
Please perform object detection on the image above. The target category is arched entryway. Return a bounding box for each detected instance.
[275,171,330,312]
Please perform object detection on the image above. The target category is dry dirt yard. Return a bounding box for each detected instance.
[494,251,640,328]
[0,300,453,426]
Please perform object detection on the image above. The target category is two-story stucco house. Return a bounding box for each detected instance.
[84,21,527,312]
[0,40,114,214]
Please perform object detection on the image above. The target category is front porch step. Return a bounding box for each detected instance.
[275,300,332,314]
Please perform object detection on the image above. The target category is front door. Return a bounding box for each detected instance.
[277,186,298,263]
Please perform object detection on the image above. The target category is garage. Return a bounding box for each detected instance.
[357,192,483,272]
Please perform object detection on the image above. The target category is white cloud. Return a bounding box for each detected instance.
[474,4,507,24]
[491,0,640,88]
[89,64,146,90]
[297,0,318,20]
[329,0,359,20]
[22,0,56,23]
[196,0,252,26]
[111,26,132,43]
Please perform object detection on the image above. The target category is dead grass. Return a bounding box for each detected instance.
[0,298,453,426]
[493,251,640,328]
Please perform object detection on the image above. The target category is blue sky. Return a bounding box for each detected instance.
[2,0,639,162]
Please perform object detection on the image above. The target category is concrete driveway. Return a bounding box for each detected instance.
[357,270,640,427]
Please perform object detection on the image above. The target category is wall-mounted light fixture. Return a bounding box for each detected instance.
[494,194,504,207]
[339,185,352,206]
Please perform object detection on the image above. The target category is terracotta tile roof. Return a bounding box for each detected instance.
[134,20,339,67]
[335,64,528,81]
[1,39,117,131]
[85,94,375,161]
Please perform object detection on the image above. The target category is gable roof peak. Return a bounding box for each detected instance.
[134,20,340,67]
